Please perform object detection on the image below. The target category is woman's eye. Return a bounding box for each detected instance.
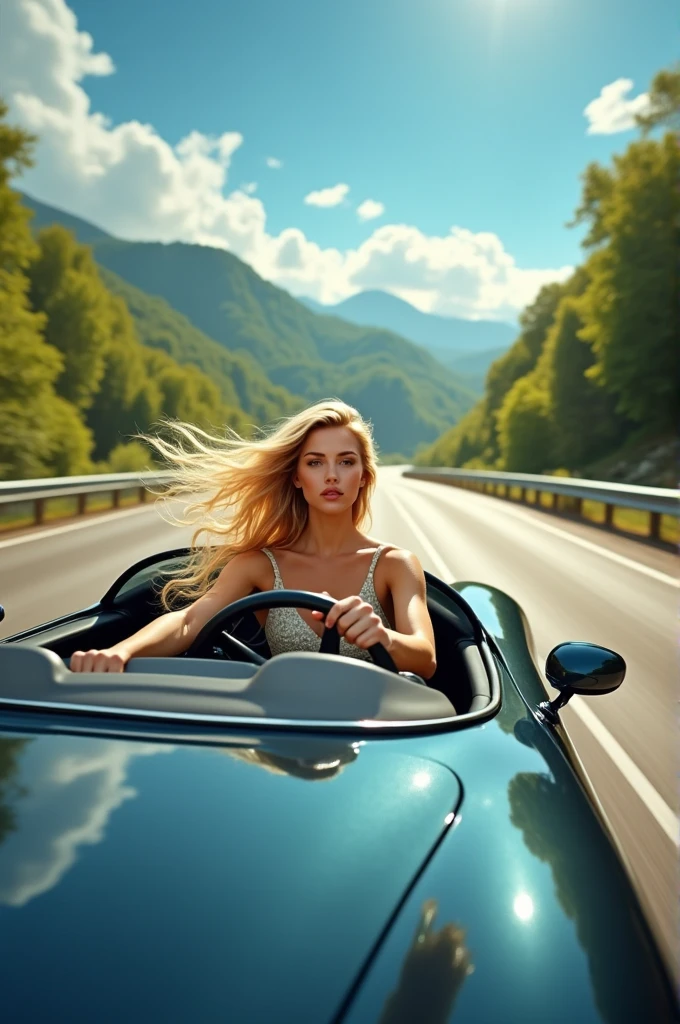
[306,459,354,466]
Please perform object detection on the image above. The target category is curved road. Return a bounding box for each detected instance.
[0,467,677,970]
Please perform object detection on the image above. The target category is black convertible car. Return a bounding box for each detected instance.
[0,548,677,1023]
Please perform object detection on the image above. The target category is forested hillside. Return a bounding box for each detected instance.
[0,101,266,478]
[98,267,300,424]
[83,238,476,454]
[20,198,475,457]
[2,105,479,478]
[416,66,679,486]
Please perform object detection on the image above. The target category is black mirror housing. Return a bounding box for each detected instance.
[538,642,626,724]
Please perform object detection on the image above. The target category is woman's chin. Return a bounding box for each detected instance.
[311,498,350,513]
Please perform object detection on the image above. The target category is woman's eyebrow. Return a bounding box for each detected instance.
[303,450,359,457]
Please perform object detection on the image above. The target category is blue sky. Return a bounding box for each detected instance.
[1,0,676,321]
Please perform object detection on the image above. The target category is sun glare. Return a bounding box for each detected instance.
[513,892,535,922]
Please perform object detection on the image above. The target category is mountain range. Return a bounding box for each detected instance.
[23,193,485,456]
[302,290,516,391]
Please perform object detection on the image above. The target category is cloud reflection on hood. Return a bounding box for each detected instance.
[0,736,170,907]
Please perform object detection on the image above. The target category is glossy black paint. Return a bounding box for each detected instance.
[546,642,626,695]
[342,667,678,1023]
[0,729,461,1023]
[0,568,676,1023]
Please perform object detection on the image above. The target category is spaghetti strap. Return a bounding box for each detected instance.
[261,547,283,589]
[366,544,385,583]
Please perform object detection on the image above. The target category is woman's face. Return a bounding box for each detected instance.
[294,425,366,514]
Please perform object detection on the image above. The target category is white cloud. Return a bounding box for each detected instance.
[266,156,282,169]
[357,199,385,222]
[584,78,651,135]
[304,183,350,208]
[240,181,257,194]
[0,0,572,321]
[343,224,572,320]
[0,738,170,906]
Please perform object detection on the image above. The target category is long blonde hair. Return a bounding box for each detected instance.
[146,399,378,609]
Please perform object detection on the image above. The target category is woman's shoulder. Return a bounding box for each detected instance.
[226,548,277,585]
[371,541,423,576]
[367,536,413,556]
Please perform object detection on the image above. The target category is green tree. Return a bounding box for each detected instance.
[496,373,555,473]
[541,296,626,467]
[416,281,566,468]
[28,226,112,409]
[85,294,155,459]
[572,134,679,430]
[636,63,680,134]
[102,441,154,473]
[0,100,94,478]
[144,349,219,427]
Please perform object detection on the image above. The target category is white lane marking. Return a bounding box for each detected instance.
[395,478,679,842]
[0,503,159,551]
[570,696,679,846]
[400,477,679,588]
[394,473,678,845]
[388,489,456,581]
[536,651,679,846]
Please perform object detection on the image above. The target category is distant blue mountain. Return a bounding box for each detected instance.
[301,289,517,355]
[426,345,510,394]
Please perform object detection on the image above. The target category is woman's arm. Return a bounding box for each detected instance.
[70,551,265,672]
[317,550,437,679]
[383,550,437,678]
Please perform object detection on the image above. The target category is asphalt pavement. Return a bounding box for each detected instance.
[0,467,677,970]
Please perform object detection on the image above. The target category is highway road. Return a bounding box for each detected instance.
[0,467,677,970]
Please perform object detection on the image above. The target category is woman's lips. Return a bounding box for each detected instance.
[321,490,342,499]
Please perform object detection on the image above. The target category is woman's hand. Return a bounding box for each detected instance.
[312,593,392,651]
[69,648,130,673]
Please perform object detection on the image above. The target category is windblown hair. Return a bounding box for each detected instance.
[145,399,378,610]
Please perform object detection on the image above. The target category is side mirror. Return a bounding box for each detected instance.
[537,642,626,724]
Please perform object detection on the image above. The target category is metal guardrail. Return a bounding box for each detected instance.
[0,472,173,527]
[403,468,679,544]
[1,468,677,542]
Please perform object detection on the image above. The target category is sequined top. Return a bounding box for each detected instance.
[261,545,391,662]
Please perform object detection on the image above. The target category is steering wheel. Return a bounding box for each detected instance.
[185,589,398,673]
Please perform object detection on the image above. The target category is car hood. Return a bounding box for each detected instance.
[0,729,461,1024]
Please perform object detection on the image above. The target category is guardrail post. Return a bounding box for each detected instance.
[77,493,86,516]
[35,497,45,525]
[112,490,120,509]
[139,486,147,503]
[401,468,677,550]
[649,511,661,541]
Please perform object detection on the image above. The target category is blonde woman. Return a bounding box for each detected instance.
[70,399,437,679]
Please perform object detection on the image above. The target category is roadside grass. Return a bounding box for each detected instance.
[0,489,143,532]
[506,486,678,546]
